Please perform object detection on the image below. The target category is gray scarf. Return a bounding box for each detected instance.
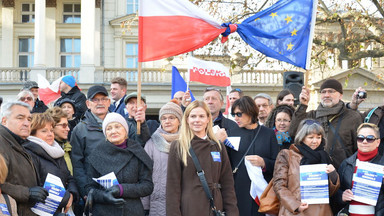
[315,101,345,133]
[151,127,179,153]
[27,136,65,159]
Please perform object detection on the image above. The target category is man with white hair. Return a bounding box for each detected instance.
[254,93,274,125]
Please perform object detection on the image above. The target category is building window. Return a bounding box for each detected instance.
[60,38,81,67]
[21,3,35,23]
[19,38,34,67]
[126,43,138,68]
[127,0,138,14]
[63,4,81,23]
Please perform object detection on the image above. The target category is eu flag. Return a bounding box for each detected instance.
[171,66,195,101]
[236,0,317,69]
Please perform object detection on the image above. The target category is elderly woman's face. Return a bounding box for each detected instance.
[160,114,180,134]
[61,103,75,119]
[35,123,55,146]
[303,133,322,150]
[275,112,291,132]
[105,122,127,145]
[357,127,380,153]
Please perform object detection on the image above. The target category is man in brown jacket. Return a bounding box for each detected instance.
[289,79,363,169]
[0,101,48,215]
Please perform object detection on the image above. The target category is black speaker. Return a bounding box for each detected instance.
[283,71,304,106]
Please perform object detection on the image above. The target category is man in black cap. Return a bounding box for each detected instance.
[70,85,111,205]
[289,79,362,169]
[22,80,48,113]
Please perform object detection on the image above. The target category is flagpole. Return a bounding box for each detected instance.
[305,69,310,87]
[137,62,142,134]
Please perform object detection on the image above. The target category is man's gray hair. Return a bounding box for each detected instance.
[17,90,34,101]
[1,101,31,119]
[294,119,326,145]
[254,93,273,105]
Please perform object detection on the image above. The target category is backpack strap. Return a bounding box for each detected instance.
[3,194,13,216]
[364,107,378,123]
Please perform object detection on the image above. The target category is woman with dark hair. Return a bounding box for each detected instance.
[228,96,279,216]
[276,89,295,107]
[24,112,78,215]
[55,98,79,140]
[265,105,295,150]
[273,119,339,215]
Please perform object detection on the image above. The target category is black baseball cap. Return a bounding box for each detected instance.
[87,85,108,99]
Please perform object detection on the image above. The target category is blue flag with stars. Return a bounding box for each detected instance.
[236,0,317,69]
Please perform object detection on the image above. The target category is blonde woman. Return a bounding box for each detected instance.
[166,100,239,216]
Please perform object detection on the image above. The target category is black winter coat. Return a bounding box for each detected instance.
[335,152,384,215]
[31,98,48,113]
[85,139,154,216]
[24,140,79,212]
[54,86,87,119]
[227,125,279,216]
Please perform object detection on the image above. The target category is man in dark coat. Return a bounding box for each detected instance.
[54,75,87,119]
[203,88,239,145]
[109,77,129,118]
[289,79,362,169]
[0,101,48,215]
[22,80,48,113]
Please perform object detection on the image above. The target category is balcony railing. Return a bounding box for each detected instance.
[0,67,284,85]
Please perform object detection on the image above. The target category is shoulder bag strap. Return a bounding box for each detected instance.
[3,194,13,216]
[189,146,216,212]
[328,113,345,157]
[364,107,378,123]
[232,126,262,174]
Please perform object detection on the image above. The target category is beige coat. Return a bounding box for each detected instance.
[273,145,339,216]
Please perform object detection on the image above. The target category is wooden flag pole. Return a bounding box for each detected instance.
[305,69,310,87]
[137,62,142,134]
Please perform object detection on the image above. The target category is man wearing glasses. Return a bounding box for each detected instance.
[289,79,362,169]
[203,88,239,143]
[70,85,111,204]
[21,80,48,113]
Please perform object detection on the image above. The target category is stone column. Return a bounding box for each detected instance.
[30,0,47,81]
[46,6,56,67]
[1,7,14,67]
[79,0,96,83]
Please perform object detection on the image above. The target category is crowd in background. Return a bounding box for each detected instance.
[0,75,383,216]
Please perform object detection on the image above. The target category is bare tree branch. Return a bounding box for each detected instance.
[371,0,384,18]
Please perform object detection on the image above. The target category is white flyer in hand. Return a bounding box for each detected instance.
[300,164,329,204]
[352,160,384,206]
[31,173,65,216]
[92,172,119,189]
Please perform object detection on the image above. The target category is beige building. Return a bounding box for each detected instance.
[0,0,383,114]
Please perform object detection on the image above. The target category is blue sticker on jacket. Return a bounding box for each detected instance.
[0,203,10,215]
[211,152,221,162]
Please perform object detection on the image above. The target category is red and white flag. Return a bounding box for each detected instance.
[188,56,231,87]
[138,0,225,62]
[37,75,63,105]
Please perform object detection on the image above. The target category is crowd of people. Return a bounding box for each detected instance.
[0,75,383,216]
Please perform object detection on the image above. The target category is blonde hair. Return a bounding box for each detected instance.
[357,123,380,138]
[177,100,220,166]
[30,113,55,136]
[0,154,8,184]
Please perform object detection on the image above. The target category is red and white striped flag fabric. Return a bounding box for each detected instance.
[37,75,63,105]
[138,0,225,62]
[188,56,231,87]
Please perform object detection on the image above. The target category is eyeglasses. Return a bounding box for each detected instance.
[90,98,109,103]
[276,119,291,123]
[205,87,222,92]
[357,135,378,143]
[231,112,243,117]
[304,119,321,125]
[160,116,177,122]
[55,123,69,129]
[320,89,337,94]
[20,97,33,101]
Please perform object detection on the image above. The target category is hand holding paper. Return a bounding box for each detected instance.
[342,189,354,202]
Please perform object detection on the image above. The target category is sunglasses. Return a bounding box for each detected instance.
[304,119,320,126]
[20,97,33,101]
[55,123,69,129]
[357,135,378,143]
[231,112,243,117]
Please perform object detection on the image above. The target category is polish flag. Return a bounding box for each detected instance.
[139,0,226,62]
[37,74,63,105]
[188,56,231,87]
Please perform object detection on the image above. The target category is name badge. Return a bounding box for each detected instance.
[0,203,10,215]
[211,152,221,162]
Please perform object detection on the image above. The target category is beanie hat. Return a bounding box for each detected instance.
[159,99,183,123]
[320,79,343,94]
[102,113,129,137]
[62,75,76,88]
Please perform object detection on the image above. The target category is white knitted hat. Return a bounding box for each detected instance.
[102,113,129,136]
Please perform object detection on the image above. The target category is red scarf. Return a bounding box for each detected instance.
[357,148,378,162]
